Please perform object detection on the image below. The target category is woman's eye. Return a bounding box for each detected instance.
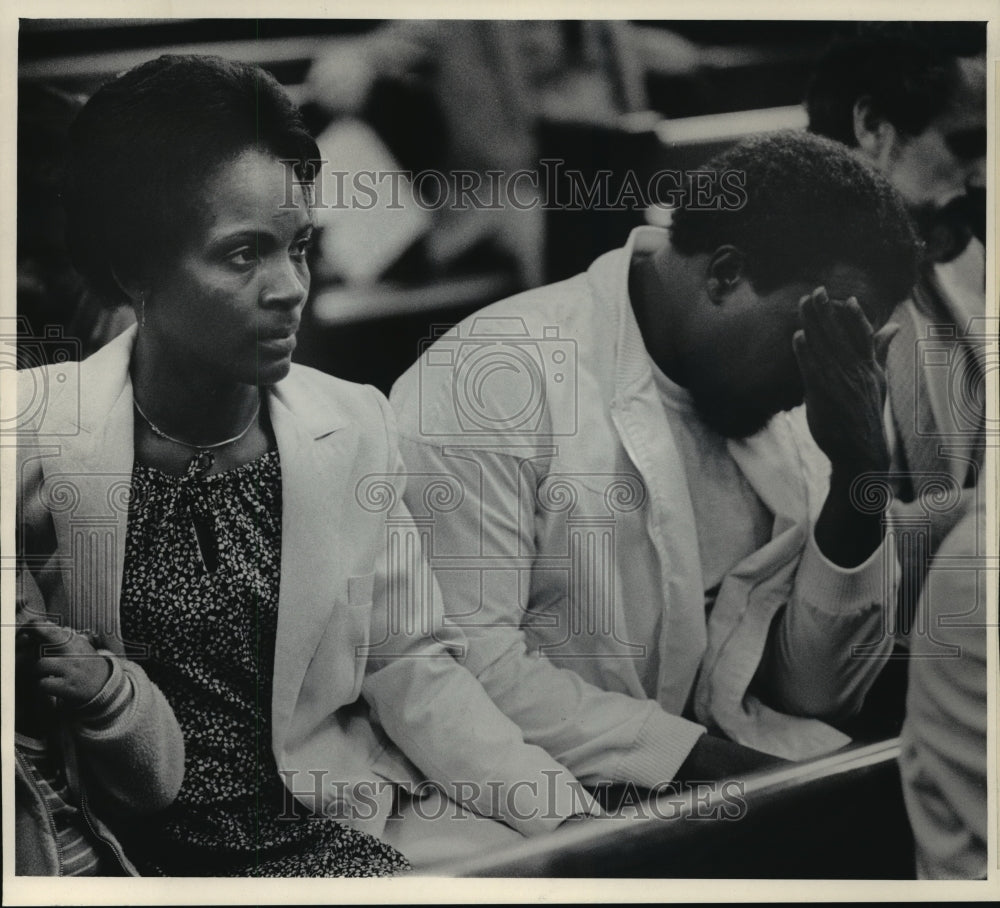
[290,237,313,261]
[227,247,258,268]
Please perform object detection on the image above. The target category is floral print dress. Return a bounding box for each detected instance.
[118,450,409,877]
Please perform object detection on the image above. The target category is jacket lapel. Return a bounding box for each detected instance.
[698,410,817,681]
[913,271,984,481]
[692,410,853,759]
[598,229,707,713]
[268,374,354,751]
[42,329,135,650]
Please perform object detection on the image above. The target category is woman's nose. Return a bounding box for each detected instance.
[261,256,309,309]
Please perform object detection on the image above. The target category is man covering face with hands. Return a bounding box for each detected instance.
[391,131,920,791]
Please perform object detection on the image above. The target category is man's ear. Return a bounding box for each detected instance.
[705,246,746,304]
[852,96,896,164]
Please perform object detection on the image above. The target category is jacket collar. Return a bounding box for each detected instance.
[585,225,668,406]
[67,325,349,448]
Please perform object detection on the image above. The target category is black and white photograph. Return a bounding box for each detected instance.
[2,2,996,903]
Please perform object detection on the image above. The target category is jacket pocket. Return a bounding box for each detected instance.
[305,581,374,708]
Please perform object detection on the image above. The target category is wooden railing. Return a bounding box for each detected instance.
[427,738,914,878]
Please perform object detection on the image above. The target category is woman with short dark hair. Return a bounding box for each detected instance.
[18,53,584,878]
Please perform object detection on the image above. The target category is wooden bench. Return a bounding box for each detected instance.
[428,738,915,878]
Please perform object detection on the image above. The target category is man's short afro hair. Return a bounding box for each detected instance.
[669,129,921,315]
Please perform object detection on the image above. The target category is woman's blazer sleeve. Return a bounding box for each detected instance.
[358,388,596,835]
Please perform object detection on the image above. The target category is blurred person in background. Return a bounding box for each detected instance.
[806,23,988,750]
[299,20,709,289]
[807,22,987,609]
[898,494,988,879]
[16,83,134,363]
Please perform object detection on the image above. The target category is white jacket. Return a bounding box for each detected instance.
[391,226,897,780]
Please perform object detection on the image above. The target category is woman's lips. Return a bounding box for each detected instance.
[258,333,297,354]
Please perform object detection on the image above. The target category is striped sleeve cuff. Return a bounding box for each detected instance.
[74,655,135,731]
[796,529,891,615]
[615,708,707,789]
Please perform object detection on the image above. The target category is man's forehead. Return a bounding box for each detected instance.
[817,262,890,324]
[820,261,877,295]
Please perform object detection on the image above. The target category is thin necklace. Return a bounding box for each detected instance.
[133,395,261,475]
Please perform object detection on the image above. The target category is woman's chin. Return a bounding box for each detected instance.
[255,357,294,385]
[254,337,298,383]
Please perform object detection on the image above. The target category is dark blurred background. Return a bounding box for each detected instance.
[13,18,950,395]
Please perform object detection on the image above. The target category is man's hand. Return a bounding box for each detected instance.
[793,286,897,477]
[674,733,786,782]
[792,287,899,568]
[18,619,111,708]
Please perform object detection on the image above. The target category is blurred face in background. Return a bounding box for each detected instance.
[142,148,314,387]
[874,56,986,261]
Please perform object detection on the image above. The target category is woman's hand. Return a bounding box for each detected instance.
[18,619,112,707]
